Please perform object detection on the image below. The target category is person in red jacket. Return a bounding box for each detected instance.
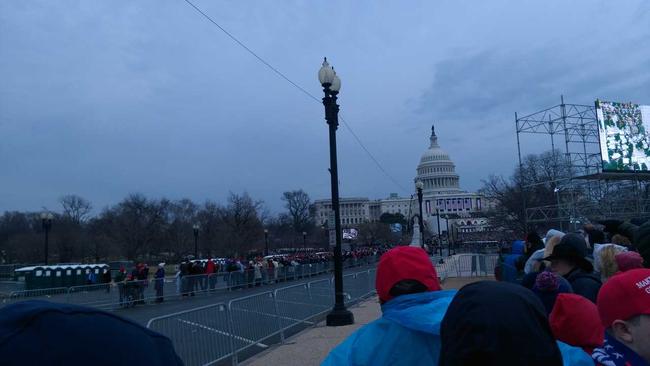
[205,257,217,291]
[549,293,604,354]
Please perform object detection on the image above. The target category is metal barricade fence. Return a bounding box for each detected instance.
[147,268,375,366]
[274,283,323,333]
[434,259,454,281]
[7,286,69,304]
[345,271,371,302]
[342,273,356,305]
[481,254,499,276]
[228,291,282,364]
[367,268,377,292]
[67,283,114,308]
[307,278,334,308]
[455,254,475,277]
[147,302,233,366]
[433,254,499,279]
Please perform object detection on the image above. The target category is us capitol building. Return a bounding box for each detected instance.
[313,126,489,237]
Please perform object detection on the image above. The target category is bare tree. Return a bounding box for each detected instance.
[281,190,314,233]
[96,194,167,260]
[479,149,573,234]
[164,198,199,257]
[220,192,264,255]
[59,195,92,223]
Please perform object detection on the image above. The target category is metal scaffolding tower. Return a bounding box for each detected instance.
[516,96,650,231]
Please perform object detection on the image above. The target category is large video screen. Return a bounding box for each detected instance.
[596,100,650,172]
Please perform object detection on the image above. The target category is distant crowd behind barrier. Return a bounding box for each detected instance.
[1,247,387,310]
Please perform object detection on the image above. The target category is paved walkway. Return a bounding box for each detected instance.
[243,276,492,366]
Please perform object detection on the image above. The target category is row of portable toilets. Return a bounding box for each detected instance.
[14,264,109,290]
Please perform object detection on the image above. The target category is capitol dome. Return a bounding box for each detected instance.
[415,125,460,193]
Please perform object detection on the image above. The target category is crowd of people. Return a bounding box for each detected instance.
[111,262,166,307]
[324,219,650,365]
[98,246,387,307]
[174,247,387,294]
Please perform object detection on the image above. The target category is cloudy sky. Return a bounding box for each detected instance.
[1,0,649,214]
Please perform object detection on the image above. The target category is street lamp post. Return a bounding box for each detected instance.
[435,208,442,254]
[415,180,425,249]
[554,187,563,231]
[40,212,53,265]
[319,58,354,326]
[264,229,269,256]
[444,215,452,253]
[193,224,200,259]
[302,231,307,253]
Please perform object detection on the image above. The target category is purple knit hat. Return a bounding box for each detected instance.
[535,271,560,292]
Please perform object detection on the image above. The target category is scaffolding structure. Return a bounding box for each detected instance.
[516,96,650,231]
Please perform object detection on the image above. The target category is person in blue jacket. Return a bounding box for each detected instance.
[322,246,455,366]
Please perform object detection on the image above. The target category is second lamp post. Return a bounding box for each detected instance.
[41,212,53,265]
[319,57,354,327]
[415,180,425,249]
[264,229,269,256]
[193,223,200,259]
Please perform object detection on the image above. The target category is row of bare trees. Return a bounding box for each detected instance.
[0,189,325,264]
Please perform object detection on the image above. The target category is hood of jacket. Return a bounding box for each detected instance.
[0,301,183,365]
[440,281,563,366]
[381,290,456,335]
[545,229,566,244]
[524,248,547,274]
[549,293,604,353]
[512,240,526,254]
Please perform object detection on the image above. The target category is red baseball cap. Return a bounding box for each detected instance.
[376,246,441,302]
[597,268,650,328]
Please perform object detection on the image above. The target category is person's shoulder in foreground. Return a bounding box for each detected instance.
[592,268,650,366]
[439,280,593,366]
[0,300,183,366]
[322,246,455,366]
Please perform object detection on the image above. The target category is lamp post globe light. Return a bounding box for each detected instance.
[264,229,269,256]
[415,180,425,249]
[302,231,307,253]
[40,212,53,265]
[192,223,200,259]
[319,58,354,327]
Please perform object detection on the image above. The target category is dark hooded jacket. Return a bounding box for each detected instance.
[440,281,563,366]
[563,267,601,303]
[0,301,183,366]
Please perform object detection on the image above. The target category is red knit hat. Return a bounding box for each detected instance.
[597,268,650,328]
[375,246,441,302]
[549,293,604,353]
